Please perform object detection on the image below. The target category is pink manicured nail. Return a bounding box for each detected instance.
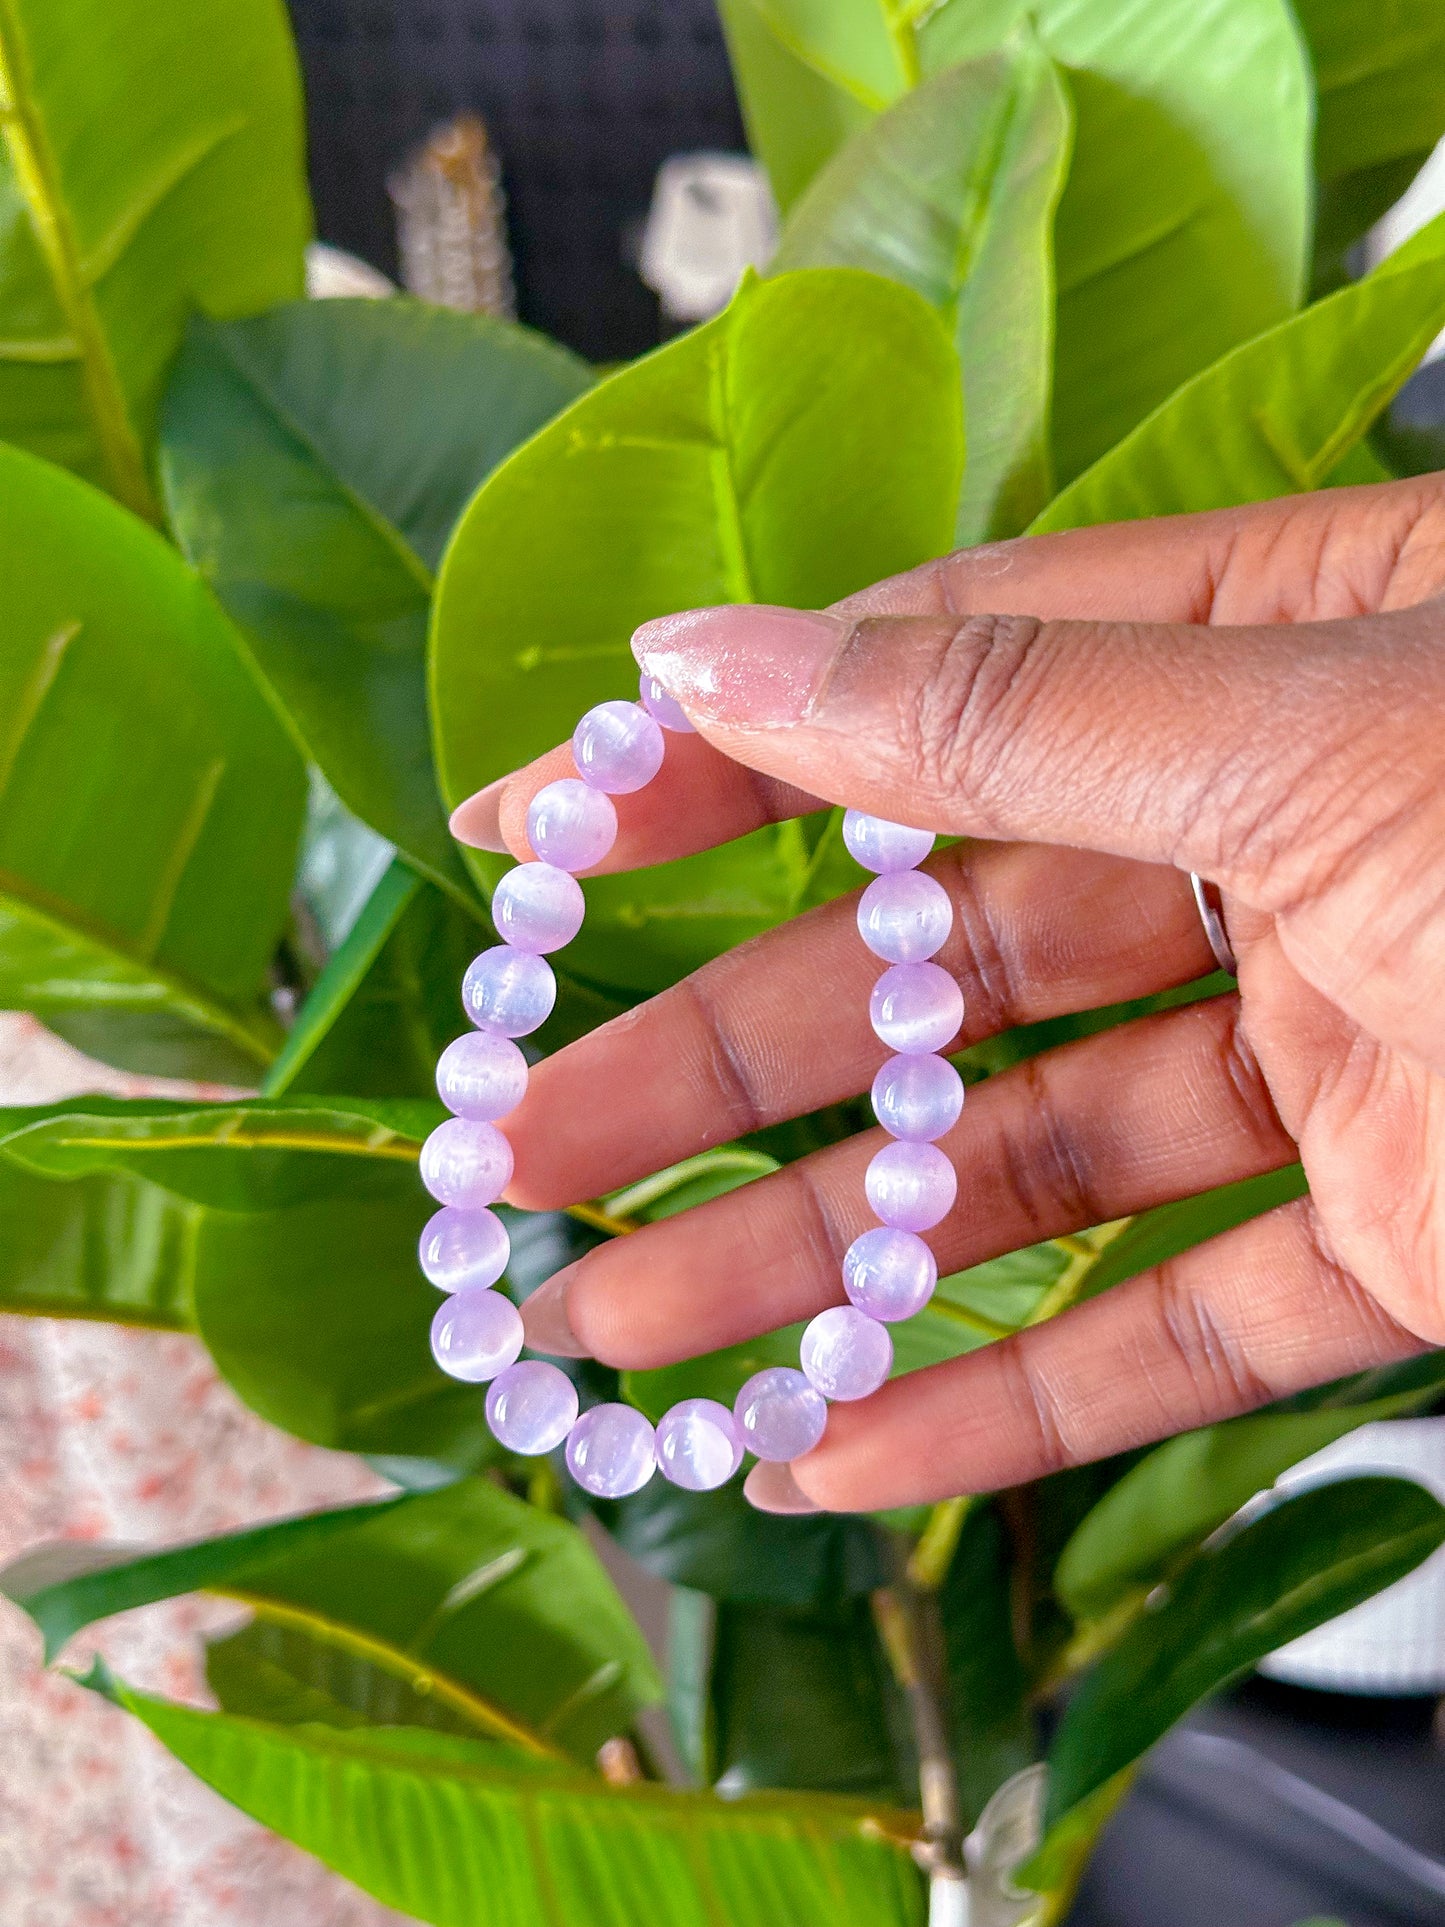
[520,1268,591,1359]
[743,1460,822,1514]
[631,605,850,728]
[450,778,509,851]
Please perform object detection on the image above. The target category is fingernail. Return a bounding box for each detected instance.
[449,779,509,851]
[743,1461,821,1514]
[631,605,851,728]
[520,1268,591,1359]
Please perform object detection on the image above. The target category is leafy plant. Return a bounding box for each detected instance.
[2,1,1445,1922]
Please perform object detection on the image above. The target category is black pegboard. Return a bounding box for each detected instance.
[286,0,746,360]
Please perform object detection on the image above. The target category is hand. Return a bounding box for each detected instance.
[453,475,1445,1512]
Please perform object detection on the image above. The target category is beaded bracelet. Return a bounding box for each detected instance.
[416,677,964,1498]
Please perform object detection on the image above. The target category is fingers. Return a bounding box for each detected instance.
[791,1200,1421,1512]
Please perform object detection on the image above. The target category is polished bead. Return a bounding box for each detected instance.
[865,1140,957,1231]
[430,1286,524,1382]
[526,777,618,871]
[491,862,585,953]
[565,1402,656,1497]
[869,961,964,1054]
[800,1305,893,1401]
[857,870,952,964]
[418,1206,511,1293]
[462,946,556,1037]
[420,1118,514,1207]
[655,1397,745,1490]
[486,1359,579,1454]
[842,810,934,874]
[640,672,696,733]
[733,1367,827,1462]
[573,700,666,793]
[436,1030,529,1121]
[843,1227,938,1321]
[871,1052,964,1142]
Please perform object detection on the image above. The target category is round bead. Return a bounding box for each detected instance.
[462,946,557,1038]
[733,1367,828,1463]
[800,1305,893,1401]
[491,862,585,954]
[843,1227,938,1322]
[486,1359,579,1454]
[640,672,696,734]
[565,1403,657,1497]
[419,1118,514,1208]
[526,778,617,871]
[869,961,964,1054]
[436,1030,529,1121]
[430,1286,524,1382]
[865,1140,957,1232]
[871,1053,965,1142]
[857,870,953,964]
[573,700,666,794]
[418,1206,511,1293]
[842,810,934,874]
[655,1398,744,1491]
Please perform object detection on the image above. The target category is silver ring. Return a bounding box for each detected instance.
[1189,872,1237,976]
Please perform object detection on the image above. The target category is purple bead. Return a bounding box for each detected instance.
[526,778,617,871]
[419,1118,514,1207]
[486,1359,579,1454]
[842,810,934,874]
[800,1305,893,1401]
[843,1227,937,1322]
[865,1140,957,1231]
[430,1286,524,1382]
[418,1205,511,1292]
[733,1367,827,1462]
[655,1397,744,1490]
[462,946,556,1038]
[640,672,695,733]
[573,700,666,794]
[857,870,952,963]
[869,962,964,1054]
[565,1403,656,1497]
[436,1030,528,1121]
[491,862,585,953]
[871,1053,964,1142]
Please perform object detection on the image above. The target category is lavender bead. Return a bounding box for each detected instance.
[462,946,556,1038]
[858,870,952,964]
[565,1402,657,1497]
[733,1367,827,1462]
[800,1305,893,1401]
[486,1359,579,1454]
[418,1206,511,1293]
[842,810,934,874]
[430,1286,524,1382]
[865,1140,957,1232]
[871,1053,964,1142]
[420,1117,514,1207]
[526,778,617,871]
[869,961,964,1054]
[640,672,696,733]
[843,1227,938,1322]
[491,862,585,954]
[655,1397,744,1490]
[573,700,665,794]
[436,1030,529,1121]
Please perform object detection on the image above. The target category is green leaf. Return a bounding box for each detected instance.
[939,1502,1037,1826]
[1074,1165,1309,1307]
[0,441,306,1080]
[161,301,591,897]
[430,267,962,996]
[0,1158,194,1328]
[0,0,308,519]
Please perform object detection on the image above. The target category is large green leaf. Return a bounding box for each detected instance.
[0,0,308,519]
[161,302,592,896]
[1074,1166,1308,1309]
[0,441,306,1080]
[430,267,961,997]
[0,1158,194,1328]
[939,1501,1036,1826]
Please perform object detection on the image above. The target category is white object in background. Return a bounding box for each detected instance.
[1365,136,1445,363]
[639,153,778,322]
[305,242,396,300]
[962,1763,1048,1927]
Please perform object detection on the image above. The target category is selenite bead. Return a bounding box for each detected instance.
[420,1117,514,1207]
[565,1402,657,1497]
[843,1227,938,1322]
[858,870,953,964]
[842,810,935,874]
[486,1359,579,1454]
[526,777,618,871]
[640,672,696,733]
[655,1397,744,1491]
[436,1030,529,1121]
[865,1140,957,1232]
[800,1305,893,1401]
[491,862,585,954]
[733,1367,827,1462]
[418,1206,511,1293]
[462,946,557,1037]
[573,699,666,793]
[871,1052,964,1142]
[869,961,964,1054]
[430,1286,524,1382]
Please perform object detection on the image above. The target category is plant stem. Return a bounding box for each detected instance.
[564,1199,639,1238]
